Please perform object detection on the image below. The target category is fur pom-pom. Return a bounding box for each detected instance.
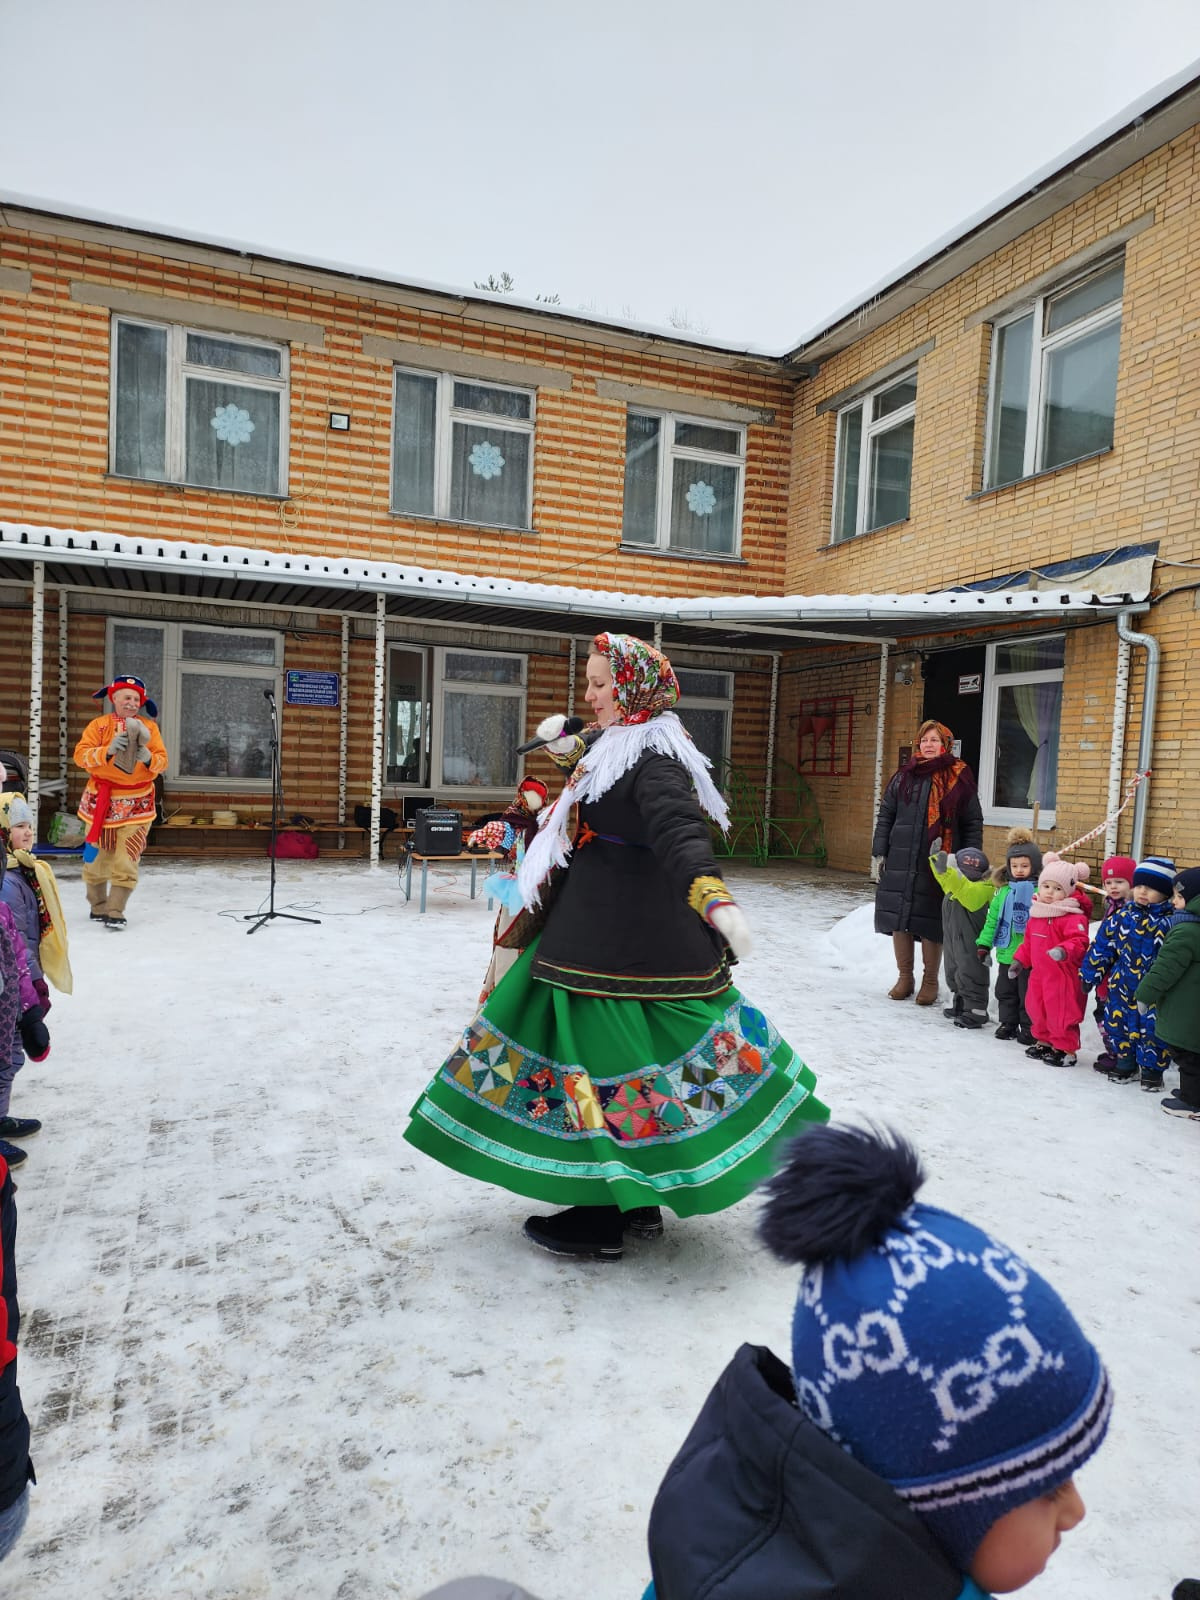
[1006,826,1034,846]
[757,1124,925,1266]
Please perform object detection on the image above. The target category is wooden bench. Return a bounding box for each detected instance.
[400,849,503,913]
[145,823,409,858]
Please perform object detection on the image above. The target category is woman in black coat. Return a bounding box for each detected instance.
[406,632,828,1262]
[871,719,983,1005]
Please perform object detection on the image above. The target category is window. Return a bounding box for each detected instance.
[675,668,733,771]
[106,620,282,786]
[983,257,1123,489]
[392,371,535,529]
[111,319,288,494]
[622,412,745,557]
[832,372,917,541]
[385,645,527,792]
[977,634,1065,825]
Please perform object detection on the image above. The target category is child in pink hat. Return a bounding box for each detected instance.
[1011,853,1092,1067]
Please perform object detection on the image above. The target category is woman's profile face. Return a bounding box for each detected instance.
[585,653,619,726]
[918,727,946,759]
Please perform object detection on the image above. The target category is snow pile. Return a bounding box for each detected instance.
[3,859,1196,1599]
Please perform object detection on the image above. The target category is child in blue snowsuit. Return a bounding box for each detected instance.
[1081,854,1175,1089]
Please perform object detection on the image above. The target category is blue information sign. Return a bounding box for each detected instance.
[285,670,340,708]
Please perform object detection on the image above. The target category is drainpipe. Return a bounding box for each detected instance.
[1116,608,1158,861]
[1104,631,1132,857]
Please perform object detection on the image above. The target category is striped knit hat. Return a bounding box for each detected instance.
[1132,855,1176,894]
[759,1125,1112,1573]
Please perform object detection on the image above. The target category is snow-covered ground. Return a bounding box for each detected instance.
[5,857,1198,1599]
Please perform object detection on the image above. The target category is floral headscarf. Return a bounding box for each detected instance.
[591,632,679,726]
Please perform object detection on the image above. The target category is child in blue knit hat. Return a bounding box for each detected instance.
[644,1124,1111,1599]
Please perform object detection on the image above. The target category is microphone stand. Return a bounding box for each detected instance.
[245,688,321,935]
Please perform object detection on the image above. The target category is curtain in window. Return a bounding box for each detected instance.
[1010,681,1062,807]
[114,323,168,480]
[449,423,531,528]
[393,372,438,514]
[441,692,520,788]
[622,414,661,545]
[669,459,738,554]
[179,673,274,780]
[184,379,281,493]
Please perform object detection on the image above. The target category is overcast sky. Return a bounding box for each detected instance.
[3,1,1199,350]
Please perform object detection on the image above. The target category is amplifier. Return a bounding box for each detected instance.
[412,808,463,855]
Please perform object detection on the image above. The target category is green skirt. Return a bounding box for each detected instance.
[404,943,828,1217]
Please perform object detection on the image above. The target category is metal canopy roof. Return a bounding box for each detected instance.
[0,521,1141,653]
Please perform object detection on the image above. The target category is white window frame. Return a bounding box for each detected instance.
[109,316,290,494]
[622,409,746,557]
[674,667,734,773]
[982,256,1123,490]
[830,370,917,543]
[105,618,283,791]
[977,633,1065,828]
[391,368,536,529]
[383,644,528,799]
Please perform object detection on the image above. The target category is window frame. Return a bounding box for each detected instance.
[383,643,529,798]
[982,256,1123,490]
[108,316,290,495]
[390,367,536,530]
[830,369,917,543]
[674,667,734,772]
[976,632,1066,829]
[621,408,747,558]
[104,617,284,791]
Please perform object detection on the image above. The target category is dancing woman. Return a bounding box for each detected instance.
[404,631,828,1262]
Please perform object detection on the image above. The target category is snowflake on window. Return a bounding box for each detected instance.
[686,479,716,516]
[469,440,505,480]
[211,404,256,446]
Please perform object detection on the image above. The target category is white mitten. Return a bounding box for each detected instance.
[709,903,753,960]
[535,714,578,755]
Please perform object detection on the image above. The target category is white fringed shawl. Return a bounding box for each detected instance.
[516,711,730,909]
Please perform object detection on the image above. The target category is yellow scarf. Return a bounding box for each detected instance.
[5,848,73,995]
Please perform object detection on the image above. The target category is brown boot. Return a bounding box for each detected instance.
[104,884,133,929]
[85,880,110,921]
[888,932,915,1000]
[915,939,942,1005]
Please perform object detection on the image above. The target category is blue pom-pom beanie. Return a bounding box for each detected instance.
[767,1128,1112,1573]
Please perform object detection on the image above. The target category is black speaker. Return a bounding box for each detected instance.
[412,808,463,855]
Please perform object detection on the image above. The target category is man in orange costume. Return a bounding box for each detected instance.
[73,675,169,930]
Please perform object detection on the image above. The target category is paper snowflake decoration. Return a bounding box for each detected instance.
[211,404,255,446]
[686,479,716,516]
[469,440,505,480]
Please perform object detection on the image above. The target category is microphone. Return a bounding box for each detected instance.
[263,688,276,701]
[517,715,584,755]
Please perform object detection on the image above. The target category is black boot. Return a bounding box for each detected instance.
[523,1206,623,1262]
[622,1206,664,1239]
[942,995,963,1021]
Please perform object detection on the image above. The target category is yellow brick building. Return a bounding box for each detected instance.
[1,67,1197,872]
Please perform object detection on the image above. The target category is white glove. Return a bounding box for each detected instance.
[137,745,153,765]
[869,855,886,883]
[709,903,752,960]
[106,731,129,756]
[535,714,579,755]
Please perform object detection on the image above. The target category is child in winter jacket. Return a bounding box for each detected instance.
[0,853,50,1169]
[0,1153,33,1563]
[929,846,994,1029]
[1011,853,1091,1067]
[0,794,72,1010]
[1081,855,1175,1090]
[1091,854,1137,1070]
[643,1125,1111,1600]
[1136,865,1200,1119]
[975,828,1041,1043]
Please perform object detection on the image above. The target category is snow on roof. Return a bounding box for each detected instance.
[0,520,1142,636]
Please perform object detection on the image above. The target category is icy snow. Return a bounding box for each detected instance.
[5,859,1198,1599]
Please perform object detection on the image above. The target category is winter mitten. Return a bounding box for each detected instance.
[137,745,153,765]
[709,904,753,960]
[1048,946,1066,962]
[19,1005,50,1062]
[32,977,51,1014]
[869,855,886,883]
[533,714,579,755]
[1136,1001,1149,1015]
[975,946,991,965]
[106,729,129,756]
[931,851,949,875]
[1007,962,1022,980]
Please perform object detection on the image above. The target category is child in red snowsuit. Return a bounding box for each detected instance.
[1011,852,1092,1067]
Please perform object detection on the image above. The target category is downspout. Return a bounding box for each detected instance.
[566,637,577,717]
[871,642,889,865]
[1104,630,1132,857]
[1116,608,1158,861]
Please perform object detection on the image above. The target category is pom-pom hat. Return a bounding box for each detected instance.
[1132,855,1176,894]
[759,1125,1112,1573]
[92,674,157,719]
[1005,827,1043,878]
[1038,852,1090,894]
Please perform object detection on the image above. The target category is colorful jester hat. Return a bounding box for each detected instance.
[591,632,679,726]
